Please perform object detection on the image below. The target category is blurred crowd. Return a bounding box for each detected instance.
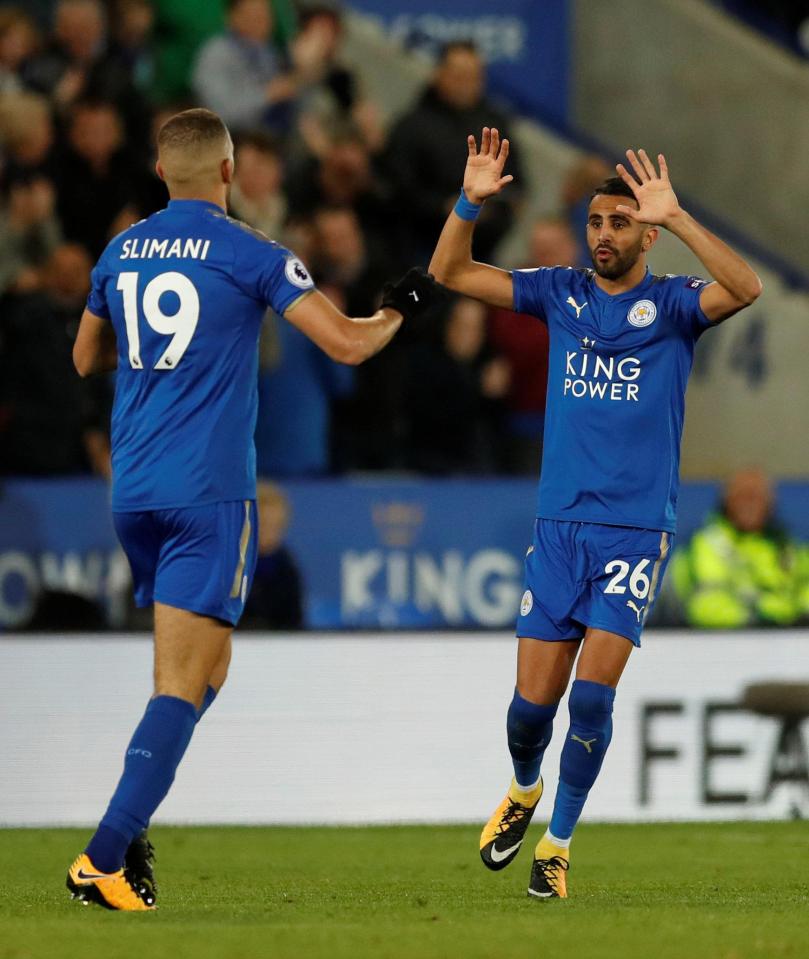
[1,0,806,633]
[0,0,608,482]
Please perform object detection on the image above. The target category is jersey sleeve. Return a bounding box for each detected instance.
[235,231,316,315]
[669,275,713,340]
[511,267,553,322]
[86,260,111,319]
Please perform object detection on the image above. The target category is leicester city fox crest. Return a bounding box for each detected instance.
[627,299,657,328]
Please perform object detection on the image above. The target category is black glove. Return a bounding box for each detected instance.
[380,268,442,322]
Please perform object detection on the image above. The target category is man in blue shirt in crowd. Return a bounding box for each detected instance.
[68,107,437,910]
[429,128,762,898]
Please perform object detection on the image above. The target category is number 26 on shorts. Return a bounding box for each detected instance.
[603,558,651,599]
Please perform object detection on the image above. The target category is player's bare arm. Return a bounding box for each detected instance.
[285,291,403,366]
[73,309,118,378]
[616,149,763,322]
[428,127,515,309]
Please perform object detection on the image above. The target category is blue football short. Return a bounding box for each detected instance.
[114,500,258,626]
[517,518,673,647]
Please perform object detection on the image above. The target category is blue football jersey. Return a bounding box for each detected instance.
[87,199,315,511]
[512,267,713,532]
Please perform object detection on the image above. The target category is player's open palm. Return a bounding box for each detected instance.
[615,149,681,228]
[463,127,514,205]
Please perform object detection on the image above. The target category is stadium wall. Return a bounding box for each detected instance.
[1,632,807,826]
[571,0,809,279]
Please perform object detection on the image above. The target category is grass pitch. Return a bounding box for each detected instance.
[0,822,807,959]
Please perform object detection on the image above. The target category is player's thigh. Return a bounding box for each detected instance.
[516,636,580,704]
[575,627,633,688]
[153,601,232,706]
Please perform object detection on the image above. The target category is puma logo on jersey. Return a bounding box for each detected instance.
[409,290,419,301]
[627,600,645,622]
[566,296,588,319]
[571,734,597,753]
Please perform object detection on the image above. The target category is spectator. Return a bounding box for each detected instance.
[309,204,402,470]
[403,296,509,474]
[286,127,391,257]
[229,131,286,237]
[254,312,353,478]
[385,41,522,262]
[0,243,111,477]
[149,0,225,103]
[0,176,62,295]
[0,7,40,94]
[191,0,295,135]
[241,480,304,630]
[311,205,391,316]
[671,468,809,628]
[55,98,144,257]
[487,216,577,473]
[294,4,384,158]
[23,0,149,147]
[108,0,155,95]
[0,90,57,184]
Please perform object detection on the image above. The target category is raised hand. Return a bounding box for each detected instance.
[615,149,682,228]
[463,127,514,205]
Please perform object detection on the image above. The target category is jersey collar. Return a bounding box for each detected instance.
[166,199,225,214]
[587,268,655,301]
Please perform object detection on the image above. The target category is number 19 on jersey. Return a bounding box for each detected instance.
[117,271,200,370]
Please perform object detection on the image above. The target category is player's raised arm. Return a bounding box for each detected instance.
[73,308,118,377]
[428,127,516,309]
[284,268,440,365]
[615,149,763,323]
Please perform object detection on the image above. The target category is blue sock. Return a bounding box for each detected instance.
[506,688,559,788]
[549,679,616,840]
[85,695,197,872]
[196,685,217,722]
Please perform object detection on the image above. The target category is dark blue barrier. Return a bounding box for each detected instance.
[346,0,570,127]
[1,477,808,630]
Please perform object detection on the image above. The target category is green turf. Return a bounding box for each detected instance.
[0,823,807,959]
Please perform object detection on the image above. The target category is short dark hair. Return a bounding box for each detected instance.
[298,4,342,29]
[157,108,230,152]
[591,176,636,203]
[234,130,282,159]
[437,40,480,63]
[226,0,261,11]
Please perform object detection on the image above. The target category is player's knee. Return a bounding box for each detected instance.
[568,679,615,731]
[154,673,209,706]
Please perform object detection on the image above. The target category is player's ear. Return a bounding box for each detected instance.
[222,157,234,185]
[155,160,166,183]
[642,226,659,252]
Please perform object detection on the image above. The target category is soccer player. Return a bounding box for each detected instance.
[66,108,437,911]
[429,128,762,898]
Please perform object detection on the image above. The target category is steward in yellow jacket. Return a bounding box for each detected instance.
[671,469,809,628]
